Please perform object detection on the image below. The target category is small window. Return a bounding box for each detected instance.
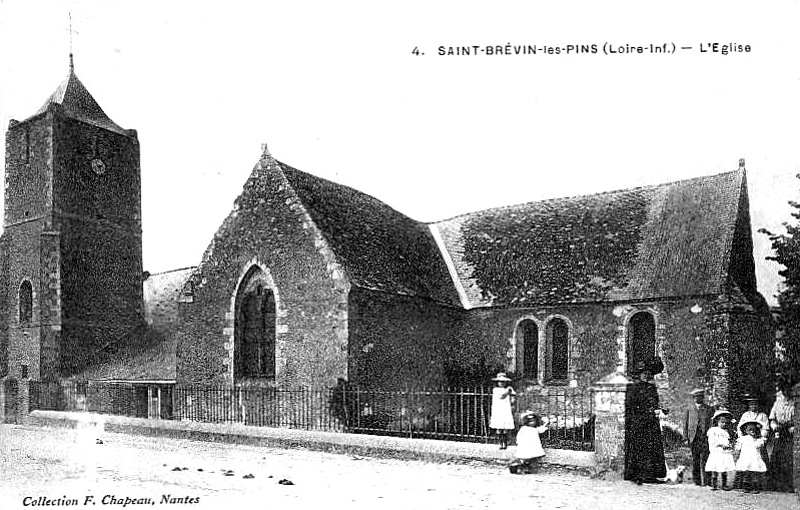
[19,280,33,324]
[179,280,194,303]
[546,318,569,381]
[23,128,30,163]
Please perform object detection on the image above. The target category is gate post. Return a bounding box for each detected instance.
[591,371,629,475]
[17,378,30,424]
[0,377,18,423]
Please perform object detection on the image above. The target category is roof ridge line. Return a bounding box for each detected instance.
[431,168,743,225]
[146,266,197,277]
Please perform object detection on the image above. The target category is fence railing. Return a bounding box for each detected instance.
[28,381,595,451]
[29,380,146,417]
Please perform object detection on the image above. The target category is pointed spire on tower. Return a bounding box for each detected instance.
[69,53,74,73]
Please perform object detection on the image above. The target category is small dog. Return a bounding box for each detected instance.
[660,464,687,484]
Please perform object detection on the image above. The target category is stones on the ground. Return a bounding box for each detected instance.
[243,474,254,479]
[197,468,203,472]
[223,470,235,476]
[172,467,182,471]
[278,479,294,485]
[95,439,104,444]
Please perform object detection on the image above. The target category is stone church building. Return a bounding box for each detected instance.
[0,60,775,424]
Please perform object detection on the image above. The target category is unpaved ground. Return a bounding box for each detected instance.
[0,424,795,510]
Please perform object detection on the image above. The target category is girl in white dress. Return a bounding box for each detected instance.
[706,409,735,490]
[735,421,767,493]
[489,372,516,449]
[510,411,549,473]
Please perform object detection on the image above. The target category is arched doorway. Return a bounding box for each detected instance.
[234,266,276,381]
[515,319,539,380]
[627,312,656,372]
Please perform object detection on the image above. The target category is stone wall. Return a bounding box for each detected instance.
[175,154,349,388]
[724,310,775,414]
[53,115,144,376]
[2,222,44,380]
[447,299,723,428]
[3,114,54,381]
[347,288,461,389]
[4,115,53,225]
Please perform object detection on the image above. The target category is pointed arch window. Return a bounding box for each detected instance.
[546,318,569,381]
[19,280,33,324]
[515,319,539,380]
[234,268,276,380]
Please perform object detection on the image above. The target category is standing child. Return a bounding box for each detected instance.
[735,420,767,493]
[706,409,735,491]
[489,372,516,449]
[509,411,550,474]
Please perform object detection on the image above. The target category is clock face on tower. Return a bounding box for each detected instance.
[91,158,106,175]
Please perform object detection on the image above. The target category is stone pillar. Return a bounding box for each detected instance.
[591,371,629,473]
[793,382,799,502]
[0,377,20,424]
[0,377,12,423]
[16,378,30,424]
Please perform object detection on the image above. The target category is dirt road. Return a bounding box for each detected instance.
[1,424,795,509]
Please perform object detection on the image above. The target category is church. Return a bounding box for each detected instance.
[0,58,775,425]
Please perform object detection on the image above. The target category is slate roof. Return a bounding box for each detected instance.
[278,162,462,306]
[73,268,195,382]
[432,169,747,308]
[143,267,195,324]
[75,334,177,382]
[28,58,130,136]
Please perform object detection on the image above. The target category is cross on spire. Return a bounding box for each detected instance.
[66,11,79,72]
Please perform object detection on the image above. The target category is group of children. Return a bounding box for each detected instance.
[705,408,767,493]
[489,372,551,474]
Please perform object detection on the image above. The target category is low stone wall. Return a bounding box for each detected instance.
[27,410,596,469]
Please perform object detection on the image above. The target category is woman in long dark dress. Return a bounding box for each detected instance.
[767,381,795,492]
[624,358,668,484]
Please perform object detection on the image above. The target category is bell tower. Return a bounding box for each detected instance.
[2,55,143,379]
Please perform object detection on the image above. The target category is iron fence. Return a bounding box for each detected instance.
[29,380,145,417]
[27,380,595,451]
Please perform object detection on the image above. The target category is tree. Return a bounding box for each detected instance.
[759,173,800,384]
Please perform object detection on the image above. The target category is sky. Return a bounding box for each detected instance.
[0,0,798,305]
